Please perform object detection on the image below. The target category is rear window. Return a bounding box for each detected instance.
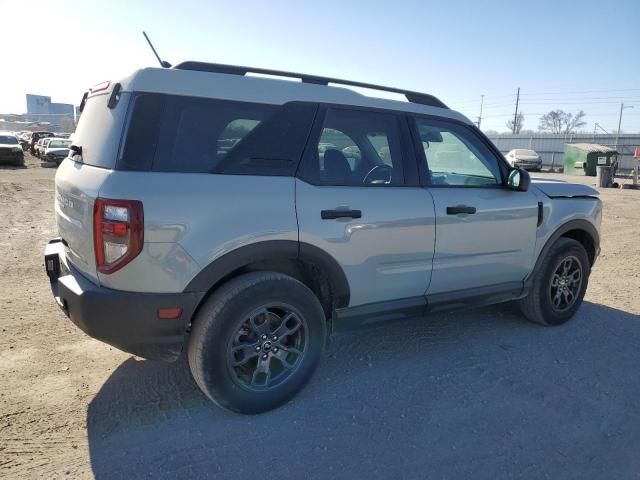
[118,94,317,175]
[48,140,71,148]
[71,91,130,168]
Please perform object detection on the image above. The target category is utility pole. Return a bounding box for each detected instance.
[616,103,634,150]
[512,87,520,134]
[477,94,485,129]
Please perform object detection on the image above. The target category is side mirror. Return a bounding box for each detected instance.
[507,168,530,192]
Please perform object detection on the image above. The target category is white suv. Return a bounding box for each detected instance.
[45,62,602,413]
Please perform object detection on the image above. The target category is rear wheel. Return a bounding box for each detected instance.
[188,271,326,414]
[519,238,590,326]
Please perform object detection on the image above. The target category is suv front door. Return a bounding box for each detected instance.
[296,106,435,308]
[410,116,539,301]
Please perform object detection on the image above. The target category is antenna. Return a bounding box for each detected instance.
[142,31,171,68]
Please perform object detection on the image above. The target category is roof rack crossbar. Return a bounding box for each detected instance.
[173,61,448,109]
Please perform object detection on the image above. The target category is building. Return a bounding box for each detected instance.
[25,94,76,132]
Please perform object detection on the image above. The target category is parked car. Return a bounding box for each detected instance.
[54,133,72,139]
[29,131,54,154]
[0,131,25,166]
[505,149,542,171]
[42,138,71,166]
[44,62,602,414]
[19,132,32,150]
[34,138,44,157]
[35,137,54,158]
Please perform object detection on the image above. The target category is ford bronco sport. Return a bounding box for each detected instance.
[44,62,601,414]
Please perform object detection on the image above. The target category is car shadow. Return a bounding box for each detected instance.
[87,302,640,479]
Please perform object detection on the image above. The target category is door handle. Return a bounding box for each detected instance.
[446,205,476,215]
[321,209,362,220]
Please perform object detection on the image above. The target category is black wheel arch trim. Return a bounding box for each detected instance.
[525,219,599,289]
[183,240,350,308]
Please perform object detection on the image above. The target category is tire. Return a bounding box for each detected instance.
[187,271,326,414]
[519,237,590,326]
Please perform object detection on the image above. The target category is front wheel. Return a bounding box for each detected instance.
[188,271,326,414]
[519,238,590,326]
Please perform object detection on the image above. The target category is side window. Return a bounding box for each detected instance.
[367,133,392,166]
[413,118,501,187]
[154,97,276,173]
[217,119,261,156]
[119,94,165,171]
[301,108,404,186]
[131,97,316,175]
[216,102,317,176]
[318,129,361,171]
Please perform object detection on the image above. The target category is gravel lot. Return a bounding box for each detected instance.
[1,155,639,479]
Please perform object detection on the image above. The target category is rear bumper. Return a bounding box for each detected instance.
[44,239,205,361]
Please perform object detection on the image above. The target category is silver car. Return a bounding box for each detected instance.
[505,148,543,171]
[44,62,601,414]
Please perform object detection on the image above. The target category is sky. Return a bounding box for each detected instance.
[1,0,639,133]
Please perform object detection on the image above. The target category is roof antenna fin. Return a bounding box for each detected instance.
[142,31,172,68]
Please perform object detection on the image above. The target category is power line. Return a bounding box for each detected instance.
[518,87,640,95]
[448,90,640,106]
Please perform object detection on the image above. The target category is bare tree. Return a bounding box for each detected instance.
[506,112,525,134]
[538,110,587,134]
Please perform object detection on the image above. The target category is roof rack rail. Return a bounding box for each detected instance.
[173,61,448,109]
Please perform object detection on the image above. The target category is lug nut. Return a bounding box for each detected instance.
[273,347,279,353]
[272,335,278,341]
[262,354,268,360]
[255,345,261,352]
[261,334,268,340]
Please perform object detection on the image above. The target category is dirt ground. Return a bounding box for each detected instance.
[1,155,639,479]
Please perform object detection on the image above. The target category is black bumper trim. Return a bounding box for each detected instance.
[45,239,205,361]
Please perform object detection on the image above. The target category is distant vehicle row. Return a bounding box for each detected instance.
[34,137,72,166]
[0,131,72,167]
[14,131,71,155]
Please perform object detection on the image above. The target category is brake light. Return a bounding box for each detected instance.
[93,198,143,274]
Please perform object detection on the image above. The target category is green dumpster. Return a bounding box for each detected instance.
[563,143,618,176]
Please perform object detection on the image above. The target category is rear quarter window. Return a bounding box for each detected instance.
[117,94,316,175]
[118,94,165,171]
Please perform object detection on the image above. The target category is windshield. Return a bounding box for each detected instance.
[0,135,18,144]
[515,149,537,156]
[48,140,71,148]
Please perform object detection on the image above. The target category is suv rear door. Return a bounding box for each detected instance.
[296,106,435,308]
[409,116,539,302]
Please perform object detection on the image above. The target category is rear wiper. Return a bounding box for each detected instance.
[69,145,83,163]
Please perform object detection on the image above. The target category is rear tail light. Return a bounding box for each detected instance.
[93,198,143,274]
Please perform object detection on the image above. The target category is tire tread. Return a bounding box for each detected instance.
[519,237,589,326]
